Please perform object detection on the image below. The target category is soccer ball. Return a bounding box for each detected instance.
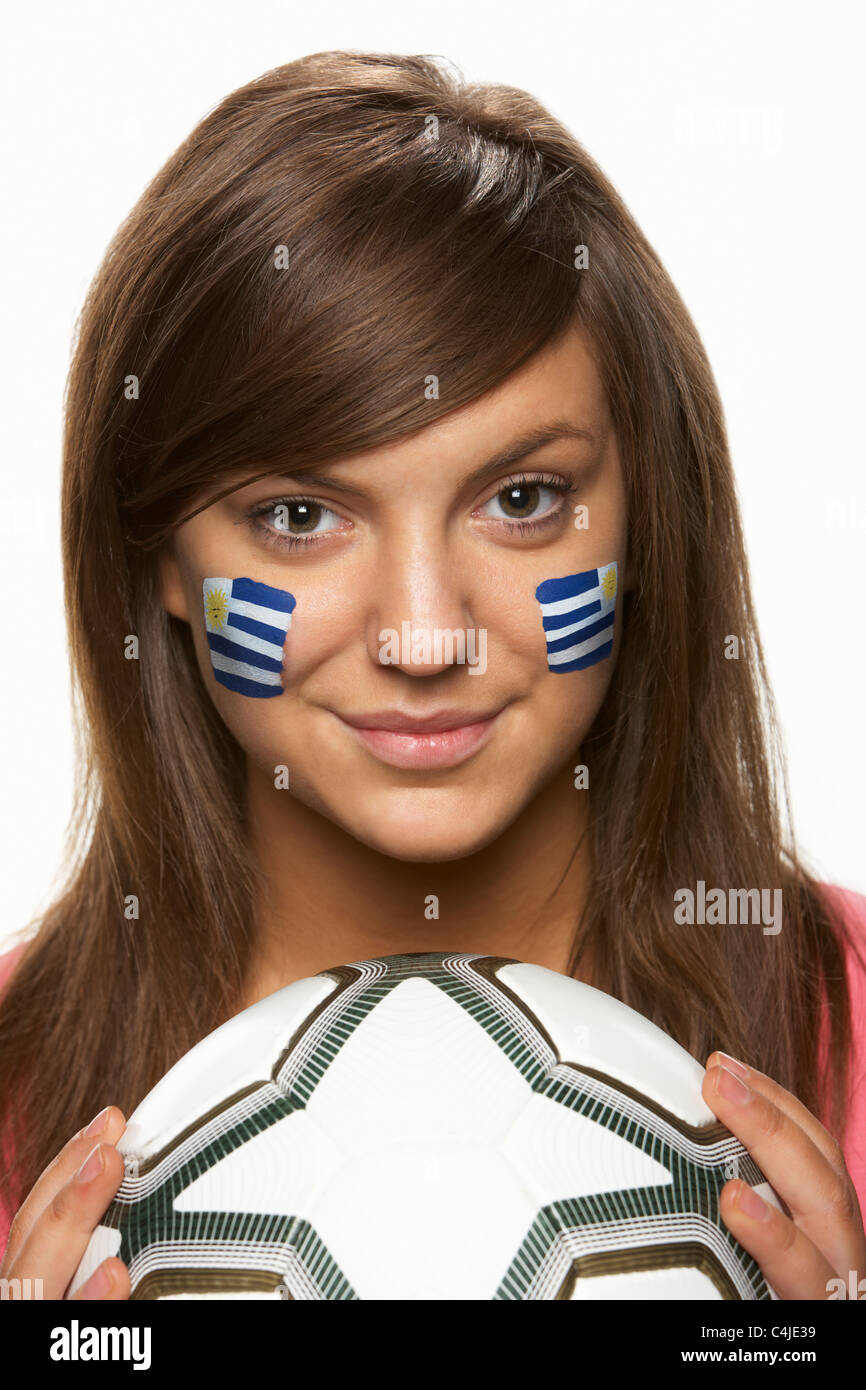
[68,952,781,1300]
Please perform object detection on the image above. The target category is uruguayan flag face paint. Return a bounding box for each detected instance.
[202,577,296,698]
[535,561,617,672]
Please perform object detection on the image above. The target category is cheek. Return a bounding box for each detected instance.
[275,583,359,683]
[534,560,618,674]
[202,576,296,698]
[196,569,360,752]
[199,574,356,695]
[195,575,301,770]
[527,558,621,757]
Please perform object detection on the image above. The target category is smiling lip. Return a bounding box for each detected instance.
[334,706,506,769]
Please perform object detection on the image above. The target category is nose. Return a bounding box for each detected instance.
[366,527,474,677]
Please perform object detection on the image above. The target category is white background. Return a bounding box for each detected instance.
[1,0,863,955]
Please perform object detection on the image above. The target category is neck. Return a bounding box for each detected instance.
[240,762,593,1008]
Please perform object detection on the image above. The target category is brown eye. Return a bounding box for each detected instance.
[498,483,541,518]
[271,500,323,533]
[254,498,342,536]
[247,495,346,550]
[480,478,567,525]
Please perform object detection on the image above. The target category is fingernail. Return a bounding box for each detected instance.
[84,1262,114,1298]
[736,1183,771,1221]
[75,1144,104,1184]
[84,1107,111,1138]
[716,1063,751,1105]
[714,1052,749,1079]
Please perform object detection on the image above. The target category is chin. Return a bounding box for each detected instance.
[342,802,510,864]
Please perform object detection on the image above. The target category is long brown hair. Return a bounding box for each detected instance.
[0,50,859,1223]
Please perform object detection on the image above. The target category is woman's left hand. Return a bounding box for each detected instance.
[702,1052,866,1299]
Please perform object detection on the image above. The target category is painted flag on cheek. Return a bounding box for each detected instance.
[202,577,296,698]
[535,561,617,672]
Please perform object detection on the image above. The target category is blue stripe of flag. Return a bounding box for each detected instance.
[541,596,600,632]
[213,669,283,698]
[224,611,289,646]
[232,577,296,614]
[546,612,613,654]
[552,640,613,672]
[207,631,283,674]
[535,569,600,604]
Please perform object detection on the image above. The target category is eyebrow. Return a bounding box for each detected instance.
[267,421,599,498]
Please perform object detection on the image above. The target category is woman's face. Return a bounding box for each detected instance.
[159,321,629,862]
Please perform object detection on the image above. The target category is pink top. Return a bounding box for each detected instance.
[1,883,865,1266]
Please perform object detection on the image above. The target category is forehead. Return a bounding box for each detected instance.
[205,320,612,511]
[371,320,609,466]
[292,324,612,508]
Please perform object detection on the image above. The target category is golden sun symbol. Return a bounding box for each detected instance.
[601,567,617,601]
[205,586,229,630]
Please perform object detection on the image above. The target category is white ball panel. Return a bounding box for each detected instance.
[499,963,716,1126]
[306,978,530,1147]
[121,976,336,1161]
[174,1111,342,1215]
[306,1146,540,1300]
[501,1091,673,1202]
[569,1267,723,1299]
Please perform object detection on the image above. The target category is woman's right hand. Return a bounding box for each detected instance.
[0,1105,131,1300]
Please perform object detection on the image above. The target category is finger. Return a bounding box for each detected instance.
[703,1064,866,1277]
[68,1256,131,1302]
[3,1106,126,1266]
[706,1051,845,1176]
[719,1178,841,1299]
[9,1141,128,1301]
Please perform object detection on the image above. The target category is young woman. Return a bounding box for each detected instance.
[1,50,864,1302]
